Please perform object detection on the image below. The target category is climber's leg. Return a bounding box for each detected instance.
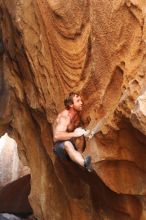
[64,141,85,166]
[53,140,92,171]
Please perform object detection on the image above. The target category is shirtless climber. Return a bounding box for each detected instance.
[53,92,92,171]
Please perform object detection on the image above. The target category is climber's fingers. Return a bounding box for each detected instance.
[88,133,94,139]
[83,130,94,139]
[83,129,90,137]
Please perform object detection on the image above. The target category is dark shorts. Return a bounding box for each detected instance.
[53,139,76,160]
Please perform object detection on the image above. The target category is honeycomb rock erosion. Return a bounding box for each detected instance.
[0,0,146,219]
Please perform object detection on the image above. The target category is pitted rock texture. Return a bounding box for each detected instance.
[0,0,146,219]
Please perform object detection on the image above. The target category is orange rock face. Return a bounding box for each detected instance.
[0,0,146,219]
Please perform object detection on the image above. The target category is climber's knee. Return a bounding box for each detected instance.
[64,141,75,152]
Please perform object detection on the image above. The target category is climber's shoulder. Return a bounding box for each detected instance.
[56,110,70,124]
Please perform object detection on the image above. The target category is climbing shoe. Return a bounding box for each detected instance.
[84,156,92,172]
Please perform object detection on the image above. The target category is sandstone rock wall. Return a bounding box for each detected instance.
[0,0,146,219]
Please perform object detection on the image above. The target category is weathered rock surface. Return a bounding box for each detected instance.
[0,133,30,187]
[131,90,146,135]
[0,0,146,219]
